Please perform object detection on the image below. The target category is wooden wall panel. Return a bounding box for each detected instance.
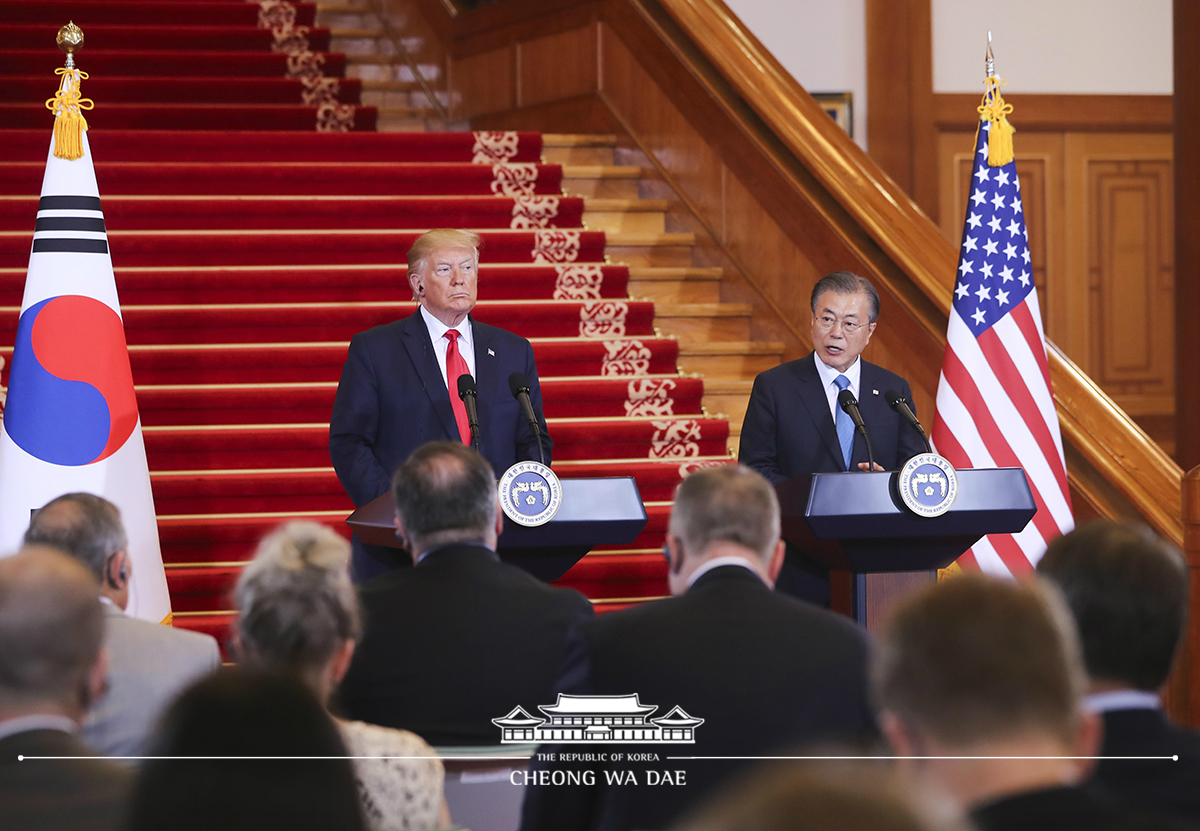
[448,45,516,118]
[519,24,599,107]
[1070,137,1174,433]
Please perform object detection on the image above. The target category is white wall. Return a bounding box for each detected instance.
[723,0,869,150]
[932,0,1172,94]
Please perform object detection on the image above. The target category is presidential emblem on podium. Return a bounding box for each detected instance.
[499,461,562,527]
[897,454,959,518]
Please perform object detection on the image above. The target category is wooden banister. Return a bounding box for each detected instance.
[404,0,1184,545]
[656,0,1183,546]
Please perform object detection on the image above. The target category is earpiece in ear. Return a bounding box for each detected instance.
[418,284,424,292]
[119,566,127,582]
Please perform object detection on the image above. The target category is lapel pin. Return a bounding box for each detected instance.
[488,348,495,357]
[872,389,879,395]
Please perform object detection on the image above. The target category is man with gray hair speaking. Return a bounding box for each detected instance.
[24,493,220,757]
[520,464,876,831]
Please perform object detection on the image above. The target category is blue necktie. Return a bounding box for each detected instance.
[833,374,854,471]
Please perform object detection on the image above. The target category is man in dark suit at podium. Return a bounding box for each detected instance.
[330,228,553,580]
[738,271,926,603]
[337,442,592,746]
[1038,522,1200,827]
[519,465,876,831]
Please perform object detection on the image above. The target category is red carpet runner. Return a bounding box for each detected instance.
[0,0,733,645]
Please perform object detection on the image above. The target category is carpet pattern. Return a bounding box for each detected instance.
[0,0,734,635]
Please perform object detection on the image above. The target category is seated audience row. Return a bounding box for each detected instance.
[1,439,1198,831]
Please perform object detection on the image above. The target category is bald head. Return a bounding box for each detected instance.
[25,492,127,583]
[0,547,105,715]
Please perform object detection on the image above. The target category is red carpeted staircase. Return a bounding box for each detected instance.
[0,0,746,646]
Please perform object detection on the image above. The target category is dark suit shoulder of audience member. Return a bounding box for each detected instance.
[1037,522,1200,827]
[0,548,132,831]
[337,442,592,746]
[521,465,876,831]
[0,728,132,831]
[343,541,592,745]
[128,669,366,831]
[971,784,1190,831]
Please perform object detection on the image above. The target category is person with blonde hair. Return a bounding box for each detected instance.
[235,520,450,831]
[330,228,553,579]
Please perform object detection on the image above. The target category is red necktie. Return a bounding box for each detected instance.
[444,330,472,444]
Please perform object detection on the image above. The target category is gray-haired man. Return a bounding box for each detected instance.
[25,493,220,756]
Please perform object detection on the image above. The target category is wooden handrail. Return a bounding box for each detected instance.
[656,0,1183,544]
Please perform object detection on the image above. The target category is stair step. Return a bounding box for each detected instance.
[627,266,722,304]
[134,375,705,426]
[0,336,682,385]
[676,341,785,379]
[543,136,619,166]
[543,135,620,147]
[140,417,731,469]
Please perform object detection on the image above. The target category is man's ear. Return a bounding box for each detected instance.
[880,710,917,757]
[407,269,423,302]
[765,539,785,586]
[494,499,505,539]
[106,550,129,590]
[666,535,684,575]
[1072,710,1103,778]
[329,638,357,686]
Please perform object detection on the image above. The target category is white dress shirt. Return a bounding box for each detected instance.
[1083,689,1161,713]
[812,352,862,424]
[420,305,476,388]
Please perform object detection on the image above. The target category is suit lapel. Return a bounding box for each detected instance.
[400,310,460,440]
[471,319,498,455]
[791,353,846,471]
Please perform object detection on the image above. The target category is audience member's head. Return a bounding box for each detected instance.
[127,669,365,831]
[235,521,361,703]
[23,492,132,609]
[871,574,1097,809]
[0,547,106,723]
[666,464,785,594]
[674,760,967,831]
[391,441,501,559]
[1037,521,1187,694]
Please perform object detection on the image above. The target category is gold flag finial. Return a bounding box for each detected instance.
[57,21,84,69]
[977,31,1015,167]
[47,22,93,161]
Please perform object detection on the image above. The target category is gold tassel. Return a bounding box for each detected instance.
[976,75,1015,167]
[44,66,93,161]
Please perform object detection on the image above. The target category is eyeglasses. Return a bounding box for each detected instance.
[813,314,869,335]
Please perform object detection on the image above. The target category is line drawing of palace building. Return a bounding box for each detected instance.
[492,694,704,744]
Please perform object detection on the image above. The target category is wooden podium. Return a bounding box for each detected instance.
[345,476,648,582]
[776,468,1036,630]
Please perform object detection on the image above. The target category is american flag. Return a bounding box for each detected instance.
[931,120,1073,575]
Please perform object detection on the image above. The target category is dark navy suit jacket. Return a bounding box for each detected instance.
[738,352,926,483]
[519,566,877,831]
[329,311,552,573]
